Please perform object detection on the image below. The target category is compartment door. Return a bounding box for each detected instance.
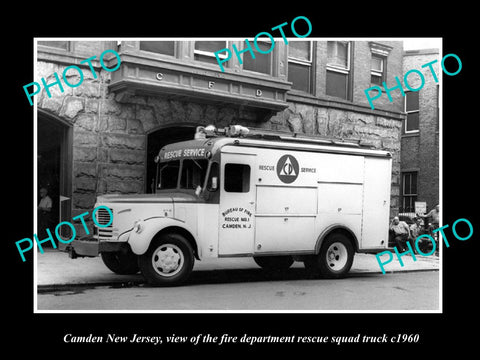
[361,157,392,249]
[254,185,317,253]
[218,153,256,255]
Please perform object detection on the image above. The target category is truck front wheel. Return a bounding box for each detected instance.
[138,233,194,286]
[304,233,354,279]
[101,250,139,275]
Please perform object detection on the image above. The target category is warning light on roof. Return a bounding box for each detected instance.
[194,124,250,139]
[226,125,250,137]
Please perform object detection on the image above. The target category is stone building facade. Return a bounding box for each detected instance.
[401,49,440,215]
[35,39,405,236]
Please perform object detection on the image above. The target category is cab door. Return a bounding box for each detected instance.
[218,152,256,255]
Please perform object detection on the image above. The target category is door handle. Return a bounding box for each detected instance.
[249,201,255,205]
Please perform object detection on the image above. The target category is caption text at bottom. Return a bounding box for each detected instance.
[64,333,420,346]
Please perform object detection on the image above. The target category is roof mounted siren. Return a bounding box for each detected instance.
[194,125,250,139]
[226,125,250,137]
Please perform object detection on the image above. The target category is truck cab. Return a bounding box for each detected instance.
[67,125,392,286]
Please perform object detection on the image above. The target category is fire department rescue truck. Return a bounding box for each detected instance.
[65,125,392,286]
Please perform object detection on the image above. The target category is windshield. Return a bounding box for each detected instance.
[157,159,208,190]
[157,160,180,189]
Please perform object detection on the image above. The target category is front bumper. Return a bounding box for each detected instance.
[58,235,124,259]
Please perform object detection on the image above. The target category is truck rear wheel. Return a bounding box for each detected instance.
[138,233,194,286]
[304,233,354,279]
[101,250,139,275]
[253,255,294,271]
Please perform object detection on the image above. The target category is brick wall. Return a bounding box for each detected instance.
[402,49,440,212]
[352,41,404,111]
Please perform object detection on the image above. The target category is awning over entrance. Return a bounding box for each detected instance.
[109,52,292,112]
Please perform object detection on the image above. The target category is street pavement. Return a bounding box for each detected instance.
[36,248,439,289]
[37,271,439,311]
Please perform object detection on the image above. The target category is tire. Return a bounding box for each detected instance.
[253,255,294,271]
[138,233,194,286]
[101,250,139,275]
[304,233,354,279]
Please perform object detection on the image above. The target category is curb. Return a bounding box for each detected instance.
[378,268,439,275]
[37,280,145,294]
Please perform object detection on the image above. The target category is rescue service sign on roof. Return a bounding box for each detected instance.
[161,147,207,161]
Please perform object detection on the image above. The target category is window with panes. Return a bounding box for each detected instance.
[402,172,418,212]
[288,41,314,93]
[326,41,351,100]
[405,91,420,133]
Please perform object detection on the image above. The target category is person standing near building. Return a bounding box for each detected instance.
[418,204,440,255]
[419,204,440,229]
[390,216,411,252]
[38,187,52,238]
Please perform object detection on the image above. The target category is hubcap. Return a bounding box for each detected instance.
[326,242,348,271]
[151,244,184,277]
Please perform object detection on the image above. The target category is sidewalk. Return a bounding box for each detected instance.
[36,248,439,289]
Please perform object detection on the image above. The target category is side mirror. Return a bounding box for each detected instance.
[195,185,202,197]
[208,176,218,191]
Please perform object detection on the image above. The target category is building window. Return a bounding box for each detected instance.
[369,42,392,87]
[371,54,385,85]
[402,172,418,213]
[194,41,227,65]
[38,41,69,51]
[224,164,251,192]
[326,41,350,99]
[288,41,314,93]
[405,91,420,133]
[140,41,175,56]
[243,40,273,75]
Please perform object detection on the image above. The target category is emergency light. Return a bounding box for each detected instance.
[194,124,250,139]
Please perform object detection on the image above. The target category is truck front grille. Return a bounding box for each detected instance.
[96,207,112,226]
[95,207,113,241]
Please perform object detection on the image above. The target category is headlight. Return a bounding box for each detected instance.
[133,220,143,234]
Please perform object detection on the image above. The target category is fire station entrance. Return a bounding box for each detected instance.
[146,124,199,193]
[37,110,72,242]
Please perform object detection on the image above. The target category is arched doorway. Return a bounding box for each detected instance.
[37,110,72,243]
[146,124,199,193]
